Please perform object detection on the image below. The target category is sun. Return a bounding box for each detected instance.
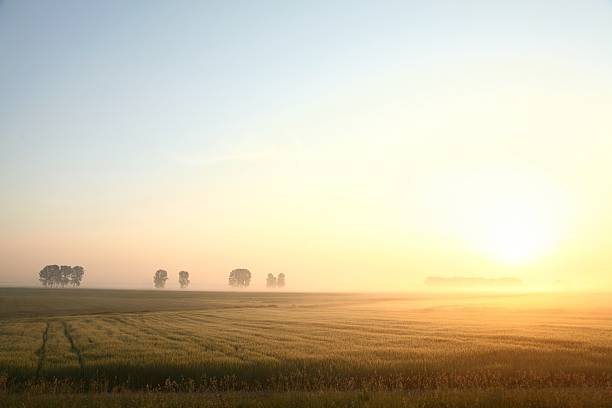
[433,168,571,266]
[471,199,557,265]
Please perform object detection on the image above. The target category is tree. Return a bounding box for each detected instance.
[39,265,59,287]
[277,273,286,288]
[71,266,85,287]
[154,269,168,288]
[266,273,277,288]
[38,265,49,287]
[59,265,72,287]
[50,265,62,287]
[229,268,251,288]
[178,270,190,289]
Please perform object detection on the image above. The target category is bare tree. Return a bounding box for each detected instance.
[229,268,251,288]
[154,269,168,288]
[266,273,277,288]
[178,270,190,289]
[277,273,286,288]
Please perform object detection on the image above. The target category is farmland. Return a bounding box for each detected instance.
[1,288,611,407]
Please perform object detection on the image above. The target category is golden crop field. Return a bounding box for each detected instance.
[1,288,612,407]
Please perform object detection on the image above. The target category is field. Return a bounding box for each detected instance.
[1,288,612,407]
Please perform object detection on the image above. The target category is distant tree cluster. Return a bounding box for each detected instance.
[39,265,85,287]
[152,268,285,289]
[37,264,288,290]
[229,268,251,288]
[153,270,190,289]
[266,273,286,289]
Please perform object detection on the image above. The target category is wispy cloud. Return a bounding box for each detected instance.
[167,150,279,167]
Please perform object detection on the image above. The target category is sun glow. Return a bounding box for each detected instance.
[469,198,559,264]
[427,168,572,266]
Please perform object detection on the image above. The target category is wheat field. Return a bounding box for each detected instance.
[1,289,611,406]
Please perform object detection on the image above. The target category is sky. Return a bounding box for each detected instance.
[1,0,612,291]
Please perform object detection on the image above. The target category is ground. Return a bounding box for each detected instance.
[0,288,611,407]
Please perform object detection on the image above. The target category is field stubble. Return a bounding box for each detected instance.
[0,289,611,405]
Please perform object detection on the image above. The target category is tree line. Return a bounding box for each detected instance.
[153,268,287,289]
[39,265,85,287]
[37,265,286,290]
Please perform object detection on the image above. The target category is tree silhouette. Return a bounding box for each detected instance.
[154,269,168,288]
[277,273,286,288]
[38,265,85,288]
[229,268,251,288]
[60,265,72,287]
[178,270,190,289]
[266,273,277,288]
[39,265,59,287]
[51,266,62,287]
[71,266,85,287]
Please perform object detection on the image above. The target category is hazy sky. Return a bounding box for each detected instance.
[1,1,612,291]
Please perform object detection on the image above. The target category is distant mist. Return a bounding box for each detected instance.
[425,276,523,288]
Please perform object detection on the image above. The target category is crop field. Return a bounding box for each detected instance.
[1,288,612,407]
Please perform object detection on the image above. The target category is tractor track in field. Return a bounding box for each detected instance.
[34,321,49,379]
[62,320,85,379]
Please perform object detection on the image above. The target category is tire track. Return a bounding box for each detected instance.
[62,320,85,379]
[34,321,49,379]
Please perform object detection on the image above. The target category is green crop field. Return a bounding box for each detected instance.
[1,288,611,407]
